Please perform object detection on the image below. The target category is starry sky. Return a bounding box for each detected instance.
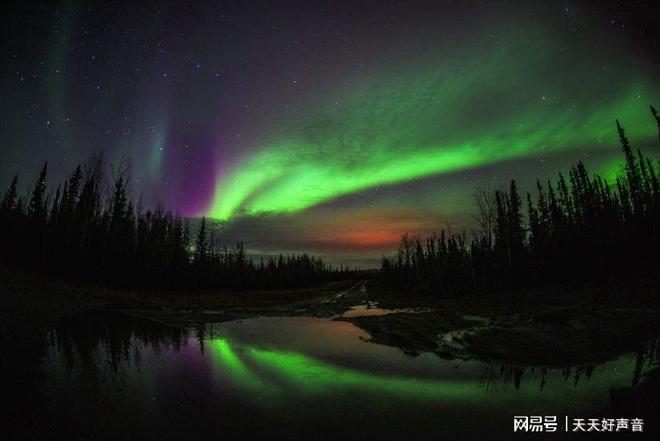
[1,0,658,267]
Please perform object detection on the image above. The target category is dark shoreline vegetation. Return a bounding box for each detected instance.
[0,162,362,293]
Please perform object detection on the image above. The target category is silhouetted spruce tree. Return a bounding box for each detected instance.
[194,217,208,286]
[27,162,48,220]
[651,105,660,143]
[617,120,644,216]
[494,189,512,286]
[507,180,525,286]
[0,175,20,262]
[526,192,541,264]
[1,175,18,212]
[25,162,49,265]
[195,217,208,262]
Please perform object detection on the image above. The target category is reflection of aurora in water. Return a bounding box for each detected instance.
[209,338,475,400]
[206,337,653,406]
[38,313,658,439]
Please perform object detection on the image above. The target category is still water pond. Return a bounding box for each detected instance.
[38,311,652,440]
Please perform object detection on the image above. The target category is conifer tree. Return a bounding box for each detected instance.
[28,162,48,219]
[195,217,208,264]
[651,105,660,143]
[617,120,643,215]
[1,175,18,212]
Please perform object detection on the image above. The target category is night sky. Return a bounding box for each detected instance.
[1,0,658,267]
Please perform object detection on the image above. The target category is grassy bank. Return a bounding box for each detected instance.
[339,277,660,366]
[0,264,364,328]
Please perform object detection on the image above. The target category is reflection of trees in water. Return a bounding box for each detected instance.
[479,365,527,390]
[479,339,660,391]
[48,312,660,397]
[196,323,207,354]
[631,338,660,387]
[49,310,185,393]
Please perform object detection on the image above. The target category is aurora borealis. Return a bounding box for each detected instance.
[206,46,656,221]
[2,1,658,267]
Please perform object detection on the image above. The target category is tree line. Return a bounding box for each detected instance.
[382,107,659,296]
[0,157,352,291]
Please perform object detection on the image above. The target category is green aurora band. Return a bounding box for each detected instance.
[207,32,658,220]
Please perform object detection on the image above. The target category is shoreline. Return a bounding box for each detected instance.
[1,264,658,368]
